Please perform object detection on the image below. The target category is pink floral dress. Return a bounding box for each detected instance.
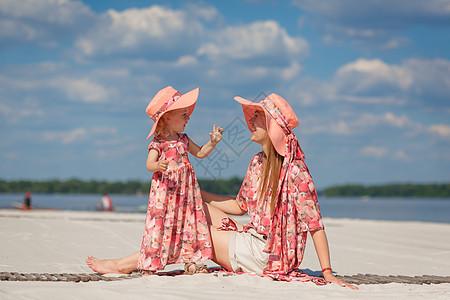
[137,133,212,271]
[222,151,324,280]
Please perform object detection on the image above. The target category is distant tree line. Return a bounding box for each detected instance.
[0,179,448,197]
[0,179,149,195]
[322,183,450,198]
[0,177,244,196]
[197,177,243,196]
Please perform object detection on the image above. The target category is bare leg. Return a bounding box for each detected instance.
[86,252,139,274]
[86,198,237,274]
[203,202,238,271]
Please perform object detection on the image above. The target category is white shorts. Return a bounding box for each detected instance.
[228,223,269,275]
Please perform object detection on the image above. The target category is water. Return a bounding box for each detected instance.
[0,193,149,213]
[318,197,450,224]
[0,193,449,224]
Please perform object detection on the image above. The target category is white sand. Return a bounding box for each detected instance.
[0,209,449,299]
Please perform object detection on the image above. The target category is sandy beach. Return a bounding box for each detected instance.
[0,209,449,299]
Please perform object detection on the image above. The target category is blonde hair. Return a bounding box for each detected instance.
[154,112,172,137]
[258,137,284,216]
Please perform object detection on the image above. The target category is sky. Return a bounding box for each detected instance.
[0,0,449,189]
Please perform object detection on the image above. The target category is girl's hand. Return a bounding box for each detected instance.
[323,272,359,290]
[209,125,224,145]
[157,160,169,172]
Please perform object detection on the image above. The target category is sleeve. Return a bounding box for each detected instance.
[236,175,249,211]
[148,138,161,154]
[235,153,262,212]
[288,160,324,231]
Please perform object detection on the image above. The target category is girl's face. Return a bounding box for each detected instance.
[166,108,190,134]
[249,109,269,144]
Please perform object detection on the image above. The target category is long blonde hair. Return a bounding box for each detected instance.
[258,138,284,216]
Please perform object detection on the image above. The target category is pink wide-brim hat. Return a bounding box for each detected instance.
[146,86,199,139]
[234,93,299,156]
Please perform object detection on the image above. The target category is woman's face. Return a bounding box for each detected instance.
[249,109,269,144]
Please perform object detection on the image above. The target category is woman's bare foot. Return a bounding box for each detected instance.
[86,256,126,274]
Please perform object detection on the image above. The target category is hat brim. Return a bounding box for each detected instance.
[234,96,286,156]
[147,88,199,139]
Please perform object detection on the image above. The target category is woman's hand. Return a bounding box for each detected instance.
[310,230,359,290]
[209,125,224,145]
[323,271,359,290]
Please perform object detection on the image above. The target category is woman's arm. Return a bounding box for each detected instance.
[201,190,247,216]
[310,229,359,290]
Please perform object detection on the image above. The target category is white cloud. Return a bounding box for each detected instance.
[281,62,302,81]
[293,0,450,48]
[174,55,198,67]
[74,5,206,60]
[0,0,95,49]
[43,128,87,144]
[335,58,413,93]
[43,126,117,144]
[361,146,388,158]
[49,77,112,103]
[382,112,413,128]
[190,20,309,89]
[428,124,450,138]
[288,57,450,109]
[321,58,450,107]
[352,112,416,131]
[0,62,120,104]
[394,150,411,162]
[403,58,450,106]
[198,20,309,64]
[331,120,352,135]
[0,98,45,123]
[303,112,416,136]
[361,147,412,161]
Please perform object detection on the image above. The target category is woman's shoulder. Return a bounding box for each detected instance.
[252,151,264,162]
[244,152,264,172]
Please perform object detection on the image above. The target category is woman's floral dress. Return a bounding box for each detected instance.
[137,133,212,271]
[224,151,324,280]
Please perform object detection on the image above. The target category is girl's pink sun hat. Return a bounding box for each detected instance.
[146,86,199,139]
[234,93,299,156]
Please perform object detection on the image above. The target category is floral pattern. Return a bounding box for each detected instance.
[151,92,182,121]
[137,133,212,271]
[260,98,291,134]
[234,152,324,277]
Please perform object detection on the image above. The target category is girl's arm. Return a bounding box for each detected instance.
[201,190,247,216]
[187,125,224,159]
[310,229,359,290]
[146,148,168,172]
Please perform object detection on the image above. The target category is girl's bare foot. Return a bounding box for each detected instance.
[184,262,208,275]
[86,256,125,274]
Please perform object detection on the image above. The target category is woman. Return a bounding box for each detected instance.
[86,93,357,289]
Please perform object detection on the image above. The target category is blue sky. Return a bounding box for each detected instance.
[1,0,449,189]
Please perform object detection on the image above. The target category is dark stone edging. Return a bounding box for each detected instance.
[1,271,449,285]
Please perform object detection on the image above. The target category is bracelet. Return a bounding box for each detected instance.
[321,267,332,273]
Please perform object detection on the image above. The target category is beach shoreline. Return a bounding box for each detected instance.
[0,209,449,299]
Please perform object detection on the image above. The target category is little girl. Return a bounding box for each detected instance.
[138,86,223,274]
